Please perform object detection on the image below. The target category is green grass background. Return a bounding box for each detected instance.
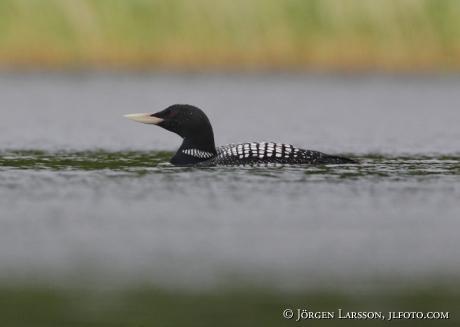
[1,286,458,326]
[1,0,460,71]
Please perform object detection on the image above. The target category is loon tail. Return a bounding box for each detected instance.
[321,155,357,165]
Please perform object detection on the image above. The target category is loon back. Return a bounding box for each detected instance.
[124,104,356,166]
[204,142,355,166]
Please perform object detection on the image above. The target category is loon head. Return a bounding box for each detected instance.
[124,104,217,165]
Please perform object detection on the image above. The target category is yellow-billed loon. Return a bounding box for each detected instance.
[124,104,356,167]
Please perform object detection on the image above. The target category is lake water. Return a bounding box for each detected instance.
[0,73,459,291]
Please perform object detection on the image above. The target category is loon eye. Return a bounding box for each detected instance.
[170,112,175,118]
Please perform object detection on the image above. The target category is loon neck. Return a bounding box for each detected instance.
[170,137,217,165]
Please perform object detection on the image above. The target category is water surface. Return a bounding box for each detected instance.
[1,73,459,290]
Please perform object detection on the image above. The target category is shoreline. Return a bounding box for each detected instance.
[1,0,460,72]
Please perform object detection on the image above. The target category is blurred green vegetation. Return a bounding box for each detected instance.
[1,0,460,71]
[1,285,458,326]
[0,150,173,171]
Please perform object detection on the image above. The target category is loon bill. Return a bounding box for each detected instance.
[124,104,356,167]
